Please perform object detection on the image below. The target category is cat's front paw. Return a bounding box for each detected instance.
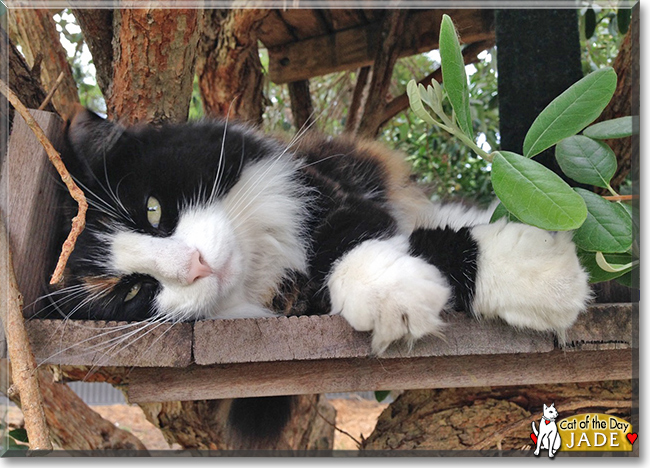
[470,220,591,336]
[328,236,451,354]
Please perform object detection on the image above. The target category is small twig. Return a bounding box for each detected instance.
[603,194,637,202]
[310,400,363,449]
[38,72,65,111]
[0,216,53,451]
[469,399,631,451]
[0,78,87,284]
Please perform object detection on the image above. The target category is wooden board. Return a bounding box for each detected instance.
[25,319,193,368]
[267,9,495,83]
[0,109,63,317]
[25,304,631,369]
[193,311,554,365]
[126,348,633,403]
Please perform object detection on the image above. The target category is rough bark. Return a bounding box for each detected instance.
[0,360,147,451]
[288,79,314,131]
[197,9,270,125]
[139,394,335,450]
[363,380,632,451]
[344,66,371,134]
[108,8,200,124]
[8,9,79,118]
[72,9,114,98]
[593,3,638,194]
[355,11,407,138]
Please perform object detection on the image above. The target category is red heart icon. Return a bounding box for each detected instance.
[627,433,638,444]
[545,420,551,425]
[530,433,538,445]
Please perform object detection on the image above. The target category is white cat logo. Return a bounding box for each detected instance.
[532,403,562,458]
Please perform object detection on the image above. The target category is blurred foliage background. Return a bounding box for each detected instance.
[52,8,625,205]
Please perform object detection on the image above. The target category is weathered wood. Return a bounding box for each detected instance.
[126,348,632,403]
[267,9,494,83]
[26,319,192,367]
[194,312,554,366]
[25,304,632,368]
[0,110,63,316]
[563,303,633,351]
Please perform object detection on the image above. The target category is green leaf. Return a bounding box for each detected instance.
[407,80,439,127]
[523,68,617,158]
[616,270,635,288]
[375,390,391,402]
[583,116,636,139]
[585,8,597,39]
[491,151,587,230]
[617,8,632,35]
[439,14,473,138]
[573,188,633,253]
[8,429,29,444]
[595,251,635,273]
[555,135,617,188]
[578,250,632,283]
[489,202,520,223]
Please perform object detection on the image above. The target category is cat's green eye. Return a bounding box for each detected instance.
[124,282,141,302]
[147,196,162,228]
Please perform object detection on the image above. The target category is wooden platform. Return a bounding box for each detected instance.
[25,303,633,403]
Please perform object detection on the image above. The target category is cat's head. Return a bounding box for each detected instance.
[543,403,558,420]
[47,108,292,322]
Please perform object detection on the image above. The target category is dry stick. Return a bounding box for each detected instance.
[0,217,53,451]
[0,78,87,284]
[469,399,631,451]
[603,195,637,202]
[38,71,65,111]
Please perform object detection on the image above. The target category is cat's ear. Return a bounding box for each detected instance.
[64,106,126,183]
[543,403,548,410]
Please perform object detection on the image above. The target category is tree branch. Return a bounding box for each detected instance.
[0,217,52,451]
[379,39,495,129]
[0,79,88,284]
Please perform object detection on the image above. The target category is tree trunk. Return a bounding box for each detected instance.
[8,9,79,118]
[139,395,335,450]
[593,3,638,193]
[72,9,114,98]
[363,380,632,451]
[197,9,269,125]
[355,11,408,138]
[288,79,314,131]
[107,8,200,124]
[0,361,147,451]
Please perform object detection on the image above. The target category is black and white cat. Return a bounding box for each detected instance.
[49,108,590,445]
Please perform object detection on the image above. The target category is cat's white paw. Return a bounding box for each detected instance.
[328,236,451,354]
[470,220,591,335]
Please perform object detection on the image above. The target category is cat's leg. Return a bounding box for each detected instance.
[410,213,590,337]
[328,235,451,354]
[312,205,452,354]
[469,219,591,337]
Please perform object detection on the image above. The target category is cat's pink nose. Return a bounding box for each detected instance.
[186,250,212,284]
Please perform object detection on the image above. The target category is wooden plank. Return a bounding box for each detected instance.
[0,109,63,317]
[193,312,554,365]
[257,10,296,48]
[267,9,495,83]
[127,348,632,403]
[278,9,330,41]
[25,319,192,367]
[562,302,633,351]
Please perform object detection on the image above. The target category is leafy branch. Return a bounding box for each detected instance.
[407,14,637,285]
